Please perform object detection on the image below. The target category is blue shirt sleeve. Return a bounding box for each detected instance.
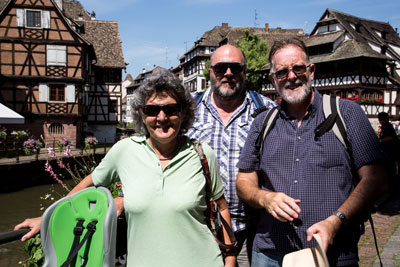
[342,100,384,169]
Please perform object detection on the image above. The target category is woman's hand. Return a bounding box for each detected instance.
[224,255,236,267]
[14,217,42,242]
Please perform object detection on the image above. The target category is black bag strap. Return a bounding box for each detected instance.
[61,220,97,267]
[255,106,279,154]
[191,139,237,255]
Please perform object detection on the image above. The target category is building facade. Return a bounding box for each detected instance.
[260,9,400,128]
[0,0,126,146]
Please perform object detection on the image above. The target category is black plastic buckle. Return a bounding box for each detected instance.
[74,225,84,236]
[86,221,97,232]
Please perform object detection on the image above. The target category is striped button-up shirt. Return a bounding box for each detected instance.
[186,88,276,232]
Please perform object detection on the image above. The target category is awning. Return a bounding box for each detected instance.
[0,103,25,124]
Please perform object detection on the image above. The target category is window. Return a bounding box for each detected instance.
[26,10,41,27]
[109,99,118,113]
[47,45,67,66]
[49,84,65,102]
[16,9,50,28]
[49,123,64,135]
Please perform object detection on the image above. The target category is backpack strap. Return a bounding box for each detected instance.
[191,139,237,256]
[194,91,205,106]
[315,94,349,150]
[255,106,279,154]
[249,90,268,118]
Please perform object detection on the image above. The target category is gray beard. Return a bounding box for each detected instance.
[278,79,312,104]
[211,82,245,101]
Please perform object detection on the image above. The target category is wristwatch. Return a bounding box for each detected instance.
[333,211,347,225]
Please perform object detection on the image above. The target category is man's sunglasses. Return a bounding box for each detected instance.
[272,64,311,79]
[210,62,245,75]
[142,104,181,116]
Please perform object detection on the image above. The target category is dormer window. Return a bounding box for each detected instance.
[26,10,41,27]
[16,9,50,29]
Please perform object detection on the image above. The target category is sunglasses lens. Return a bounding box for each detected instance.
[143,104,181,116]
[293,65,307,75]
[212,63,244,74]
[143,105,160,116]
[275,68,289,79]
[213,64,228,74]
[229,64,243,74]
[162,105,180,116]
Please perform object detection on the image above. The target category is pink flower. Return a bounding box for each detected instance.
[47,148,56,159]
[44,160,69,191]
[64,147,72,158]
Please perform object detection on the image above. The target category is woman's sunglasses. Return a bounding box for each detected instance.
[210,62,245,75]
[142,104,181,116]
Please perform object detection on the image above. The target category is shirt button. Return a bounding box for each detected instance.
[297,136,301,140]
[295,158,300,162]
[293,225,299,230]
[294,180,298,184]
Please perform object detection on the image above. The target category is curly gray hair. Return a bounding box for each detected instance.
[131,70,196,136]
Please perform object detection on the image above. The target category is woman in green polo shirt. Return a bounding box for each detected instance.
[16,70,235,267]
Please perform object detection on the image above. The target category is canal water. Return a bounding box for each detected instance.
[0,183,68,266]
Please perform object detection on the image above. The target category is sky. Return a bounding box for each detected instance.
[76,0,400,80]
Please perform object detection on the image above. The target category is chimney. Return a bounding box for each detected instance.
[142,68,146,73]
[265,23,269,32]
[222,23,229,28]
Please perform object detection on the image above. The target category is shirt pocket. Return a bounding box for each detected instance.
[191,122,214,143]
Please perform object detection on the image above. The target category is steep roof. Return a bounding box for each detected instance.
[62,0,126,68]
[185,24,305,55]
[82,20,126,68]
[311,8,400,61]
[62,0,91,21]
[309,39,388,64]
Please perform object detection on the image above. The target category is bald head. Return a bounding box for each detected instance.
[211,45,246,66]
[209,45,246,100]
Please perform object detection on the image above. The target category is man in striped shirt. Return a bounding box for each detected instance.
[187,45,276,266]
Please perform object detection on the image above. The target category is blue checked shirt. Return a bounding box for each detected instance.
[237,90,384,265]
[186,88,276,232]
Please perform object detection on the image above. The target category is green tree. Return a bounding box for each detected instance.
[202,59,211,90]
[236,30,269,92]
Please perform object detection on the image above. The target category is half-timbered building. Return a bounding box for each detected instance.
[0,0,126,146]
[260,9,400,128]
[181,23,304,92]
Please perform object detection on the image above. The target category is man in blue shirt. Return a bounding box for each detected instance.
[187,45,276,266]
[236,38,387,266]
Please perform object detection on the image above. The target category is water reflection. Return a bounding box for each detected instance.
[0,183,68,266]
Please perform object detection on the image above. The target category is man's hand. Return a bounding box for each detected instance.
[14,217,42,242]
[114,196,124,217]
[261,191,301,222]
[306,215,342,252]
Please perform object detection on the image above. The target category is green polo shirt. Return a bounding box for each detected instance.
[92,135,224,267]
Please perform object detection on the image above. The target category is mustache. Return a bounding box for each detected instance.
[284,79,302,88]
